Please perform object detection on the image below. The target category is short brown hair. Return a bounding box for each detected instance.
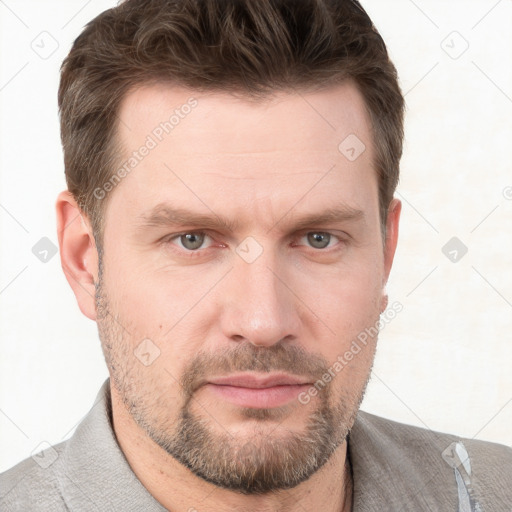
[59,0,404,242]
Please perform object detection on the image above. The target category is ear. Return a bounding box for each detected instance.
[56,191,99,321]
[380,198,401,313]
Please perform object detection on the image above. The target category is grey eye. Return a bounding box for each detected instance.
[307,232,331,249]
[179,233,205,250]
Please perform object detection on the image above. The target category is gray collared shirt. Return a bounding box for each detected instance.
[1,380,511,511]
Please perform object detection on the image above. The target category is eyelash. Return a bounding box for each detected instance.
[160,230,347,257]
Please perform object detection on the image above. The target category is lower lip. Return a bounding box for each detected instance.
[204,383,311,408]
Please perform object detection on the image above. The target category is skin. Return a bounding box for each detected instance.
[56,81,401,512]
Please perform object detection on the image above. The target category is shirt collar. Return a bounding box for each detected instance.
[59,379,166,511]
[348,410,459,511]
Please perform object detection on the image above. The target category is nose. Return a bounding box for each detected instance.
[219,246,301,347]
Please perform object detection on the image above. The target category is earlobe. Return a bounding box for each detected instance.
[56,191,99,321]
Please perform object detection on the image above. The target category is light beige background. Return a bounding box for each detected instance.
[1,0,511,472]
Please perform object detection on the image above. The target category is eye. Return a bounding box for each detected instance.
[300,232,340,249]
[169,232,212,251]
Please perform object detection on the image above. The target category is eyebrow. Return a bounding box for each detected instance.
[136,203,365,233]
[137,205,238,232]
[270,206,364,233]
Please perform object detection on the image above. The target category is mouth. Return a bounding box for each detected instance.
[203,373,313,409]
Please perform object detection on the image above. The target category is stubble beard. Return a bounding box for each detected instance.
[95,264,374,495]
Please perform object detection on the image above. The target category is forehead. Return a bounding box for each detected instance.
[117,82,372,156]
[106,81,378,232]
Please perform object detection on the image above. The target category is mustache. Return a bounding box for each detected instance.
[179,342,329,398]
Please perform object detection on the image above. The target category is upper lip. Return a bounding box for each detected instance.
[207,373,312,389]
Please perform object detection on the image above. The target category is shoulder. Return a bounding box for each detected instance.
[0,441,69,511]
[355,410,512,457]
[349,410,512,510]
[0,380,165,512]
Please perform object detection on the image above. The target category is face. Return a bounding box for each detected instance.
[93,82,399,494]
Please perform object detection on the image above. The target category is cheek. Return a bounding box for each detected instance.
[102,246,179,326]
[297,255,383,338]
[111,275,165,324]
[102,264,215,377]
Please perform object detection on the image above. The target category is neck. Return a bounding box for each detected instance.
[111,388,353,512]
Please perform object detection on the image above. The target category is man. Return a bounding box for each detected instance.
[1,0,510,510]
